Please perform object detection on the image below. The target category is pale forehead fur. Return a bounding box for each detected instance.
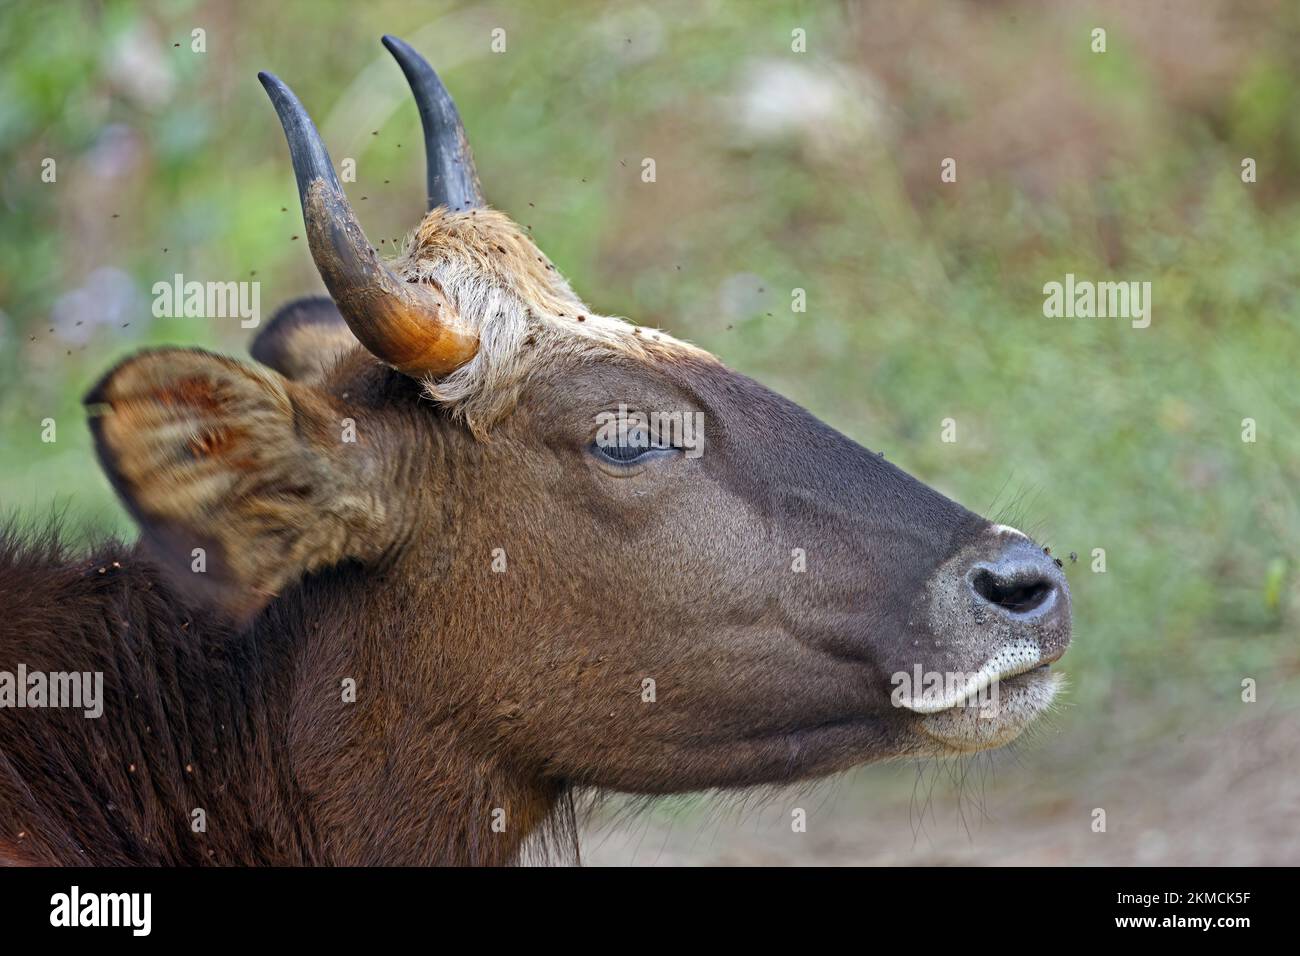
[389,207,711,433]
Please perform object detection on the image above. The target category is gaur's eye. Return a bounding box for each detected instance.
[590,427,676,467]
[598,441,653,463]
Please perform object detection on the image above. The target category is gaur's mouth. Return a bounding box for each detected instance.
[892,638,1053,715]
[910,662,1051,713]
[912,664,1064,754]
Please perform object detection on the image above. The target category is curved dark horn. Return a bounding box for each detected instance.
[382,34,485,212]
[258,71,477,376]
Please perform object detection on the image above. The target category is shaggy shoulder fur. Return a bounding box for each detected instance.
[0,527,319,865]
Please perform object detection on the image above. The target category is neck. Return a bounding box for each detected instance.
[270,571,567,864]
[259,570,570,864]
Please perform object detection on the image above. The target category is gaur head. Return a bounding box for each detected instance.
[85,36,1071,798]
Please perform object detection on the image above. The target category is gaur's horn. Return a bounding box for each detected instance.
[259,70,478,377]
[382,34,485,212]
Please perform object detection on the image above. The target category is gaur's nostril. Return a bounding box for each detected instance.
[970,568,1053,614]
[966,545,1064,620]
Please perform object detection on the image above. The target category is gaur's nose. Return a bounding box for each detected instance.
[966,541,1067,625]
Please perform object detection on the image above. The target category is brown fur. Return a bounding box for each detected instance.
[0,525,564,865]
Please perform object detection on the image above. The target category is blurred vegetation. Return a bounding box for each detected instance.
[0,0,1297,763]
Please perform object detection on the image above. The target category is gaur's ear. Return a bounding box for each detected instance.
[85,348,389,621]
[250,295,359,383]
